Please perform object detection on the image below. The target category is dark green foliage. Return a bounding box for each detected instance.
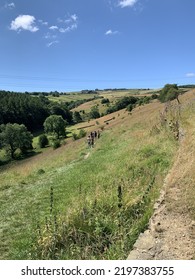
[73,111,82,123]
[37,169,45,175]
[178,84,195,88]
[49,104,72,124]
[44,115,66,139]
[101,98,110,104]
[38,134,49,148]
[151,93,158,99]
[52,139,61,149]
[0,91,49,131]
[106,96,139,115]
[158,84,180,103]
[0,91,73,131]
[72,133,78,141]
[72,129,87,140]
[89,106,100,119]
[78,129,87,138]
[126,104,134,112]
[0,123,33,159]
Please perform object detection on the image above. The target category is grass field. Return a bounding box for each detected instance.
[1,89,195,260]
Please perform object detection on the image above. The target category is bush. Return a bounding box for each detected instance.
[78,129,87,138]
[101,98,110,104]
[158,84,180,103]
[52,139,61,149]
[38,134,49,148]
[126,104,134,112]
[72,133,78,141]
[72,129,87,141]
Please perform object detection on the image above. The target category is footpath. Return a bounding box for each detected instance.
[127,137,195,260]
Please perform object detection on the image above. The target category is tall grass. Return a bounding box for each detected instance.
[32,116,177,259]
[0,99,179,259]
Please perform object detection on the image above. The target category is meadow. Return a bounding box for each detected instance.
[1,89,195,259]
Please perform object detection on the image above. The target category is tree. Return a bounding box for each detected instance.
[49,104,73,124]
[38,134,49,148]
[101,98,110,104]
[159,84,180,103]
[43,115,66,139]
[73,111,82,123]
[89,107,100,119]
[0,123,33,159]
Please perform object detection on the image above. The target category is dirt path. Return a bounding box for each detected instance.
[127,140,195,260]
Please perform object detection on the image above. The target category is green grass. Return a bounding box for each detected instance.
[0,97,179,260]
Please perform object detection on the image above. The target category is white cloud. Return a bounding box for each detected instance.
[71,14,78,22]
[43,14,78,47]
[10,15,39,32]
[38,19,48,26]
[186,73,195,78]
[118,0,138,8]
[49,25,58,30]
[58,14,78,33]
[105,29,119,35]
[59,23,77,33]
[46,40,59,47]
[5,2,15,9]
[44,32,57,40]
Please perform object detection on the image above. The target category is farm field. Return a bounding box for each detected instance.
[0,89,195,259]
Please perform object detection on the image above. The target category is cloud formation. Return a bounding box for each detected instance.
[10,15,39,32]
[118,0,138,8]
[46,40,59,47]
[43,14,78,47]
[105,29,119,35]
[5,2,15,9]
[38,19,48,26]
[49,25,58,30]
[58,14,78,33]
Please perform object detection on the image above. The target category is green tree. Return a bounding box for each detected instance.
[89,106,100,119]
[0,123,33,159]
[49,104,72,124]
[101,98,110,104]
[73,111,82,123]
[44,115,66,139]
[159,84,180,103]
[38,134,49,148]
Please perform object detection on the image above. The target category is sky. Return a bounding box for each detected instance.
[0,0,195,92]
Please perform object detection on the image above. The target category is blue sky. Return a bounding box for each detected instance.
[0,0,195,92]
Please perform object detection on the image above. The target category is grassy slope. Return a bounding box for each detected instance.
[2,91,195,259]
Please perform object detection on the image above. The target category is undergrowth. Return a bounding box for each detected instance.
[34,176,157,260]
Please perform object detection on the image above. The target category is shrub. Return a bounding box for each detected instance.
[37,169,45,175]
[38,134,49,148]
[158,84,180,103]
[72,133,79,141]
[52,139,61,149]
[78,129,87,138]
[126,104,134,112]
[101,98,110,104]
[72,129,87,141]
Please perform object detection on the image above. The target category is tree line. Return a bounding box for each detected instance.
[0,91,73,131]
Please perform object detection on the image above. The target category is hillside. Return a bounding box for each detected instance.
[128,90,195,259]
[0,89,195,259]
